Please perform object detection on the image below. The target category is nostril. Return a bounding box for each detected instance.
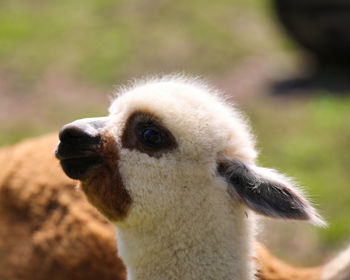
[59,126,89,142]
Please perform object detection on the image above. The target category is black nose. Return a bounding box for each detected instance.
[55,117,108,180]
[56,124,103,162]
[58,117,107,145]
[59,125,100,145]
[56,117,108,160]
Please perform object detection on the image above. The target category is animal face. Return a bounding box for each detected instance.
[55,77,325,227]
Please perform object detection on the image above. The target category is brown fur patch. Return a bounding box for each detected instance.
[255,243,323,280]
[121,111,177,158]
[81,133,132,221]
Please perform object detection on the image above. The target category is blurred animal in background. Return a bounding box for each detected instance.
[54,76,350,280]
[274,0,350,70]
[273,0,350,93]
[0,134,126,280]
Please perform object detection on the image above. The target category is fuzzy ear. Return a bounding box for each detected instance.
[217,159,326,226]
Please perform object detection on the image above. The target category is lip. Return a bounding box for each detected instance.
[55,147,100,160]
[59,156,103,180]
[55,142,103,180]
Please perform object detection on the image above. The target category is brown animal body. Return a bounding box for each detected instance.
[255,244,323,280]
[0,134,125,280]
[0,134,327,280]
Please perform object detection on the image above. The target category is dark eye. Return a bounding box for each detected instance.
[123,114,177,157]
[139,127,164,148]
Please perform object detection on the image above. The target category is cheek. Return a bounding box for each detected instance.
[118,150,217,224]
[118,150,186,220]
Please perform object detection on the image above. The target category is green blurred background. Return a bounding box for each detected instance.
[0,0,349,265]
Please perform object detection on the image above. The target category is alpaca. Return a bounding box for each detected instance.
[55,76,338,280]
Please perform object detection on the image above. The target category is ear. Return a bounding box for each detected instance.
[217,159,326,227]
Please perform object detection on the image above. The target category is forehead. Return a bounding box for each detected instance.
[108,78,257,162]
[109,79,227,130]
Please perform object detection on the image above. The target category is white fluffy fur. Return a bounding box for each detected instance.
[108,76,258,279]
[68,76,326,280]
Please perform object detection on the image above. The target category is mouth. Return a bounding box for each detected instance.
[55,144,103,180]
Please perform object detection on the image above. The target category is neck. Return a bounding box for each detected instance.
[115,191,256,280]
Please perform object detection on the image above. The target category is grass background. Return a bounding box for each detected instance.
[0,0,349,265]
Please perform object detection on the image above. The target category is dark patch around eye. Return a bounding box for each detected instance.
[121,112,177,158]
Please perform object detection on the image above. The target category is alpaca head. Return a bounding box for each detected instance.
[55,77,325,228]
